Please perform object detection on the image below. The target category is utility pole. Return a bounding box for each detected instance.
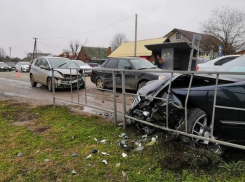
[33,38,38,59]
[134,14,138,57]
[9,47,11,62]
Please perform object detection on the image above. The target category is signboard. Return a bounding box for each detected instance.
[218,45,223,56]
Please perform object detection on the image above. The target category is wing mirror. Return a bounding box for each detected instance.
[124,65,132,69]
[40,65,46,69]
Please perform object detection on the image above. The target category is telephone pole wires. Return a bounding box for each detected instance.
[134,14,138,57]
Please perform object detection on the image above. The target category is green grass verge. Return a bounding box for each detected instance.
[0,100,245,182]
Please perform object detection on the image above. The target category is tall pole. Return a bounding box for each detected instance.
[134,14,137,57]
[9,47,11,59]
[33,38,38,59]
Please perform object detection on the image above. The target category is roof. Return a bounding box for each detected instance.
[108,37,167,57]
[164,28,203,41]
[145,42,193,51]
[82,47,108,59]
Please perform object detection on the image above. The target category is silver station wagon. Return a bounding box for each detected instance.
[30,57,84,91]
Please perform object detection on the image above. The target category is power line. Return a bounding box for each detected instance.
[39,15,134,40]
[38,42,64,50]
[11,39,32,48]
[138,15,173,29]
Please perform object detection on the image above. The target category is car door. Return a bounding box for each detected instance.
[116,59,135,89]
[103,59,119,87]
[39,58,51,85]
[32,58,42,83]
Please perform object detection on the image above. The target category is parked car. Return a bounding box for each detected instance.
[15,62,30,72]
[88,63,100,67]
[90,57,168,91]
[196,55,240,71]
[73,60,92,76]
[30,57,84,91]
[6,62,16,70]
[128,54,245,155]
[0,62,12,72]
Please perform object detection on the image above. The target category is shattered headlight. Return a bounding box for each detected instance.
[131,93,141,108]
[158,75,165,80]
[54,71,64,80]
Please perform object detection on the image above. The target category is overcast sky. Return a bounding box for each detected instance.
[1,0,244,59]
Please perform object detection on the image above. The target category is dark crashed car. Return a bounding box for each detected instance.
[128,55,245,154]
[90,57,166,90]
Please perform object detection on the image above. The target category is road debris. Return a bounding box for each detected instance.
[35,151,40,154]
[72,153,78,157]
[116,163,121,167]
[119,133,126,138]
[102,160,108,165]
[141,134,147,139]
[101,152,109,156]
[100,139,106,143]
[135,146,144,151]
[104,112,109,117]
[44,159,50,162]
[17,152,23,157]
[71,170,77,175]
[122,171,127,177]
[94,138,98,142]
[91,149,98,153]
[122,153,127,158]
[146,137,156,146]
[86,154,92,159]
[71,136,76,140]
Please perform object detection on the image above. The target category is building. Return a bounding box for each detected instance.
[77,47,108,64]
[236,50,245,55]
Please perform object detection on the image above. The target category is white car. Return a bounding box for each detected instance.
[15,62,30,72]
[73,60,92,76]
[196,55,240,71]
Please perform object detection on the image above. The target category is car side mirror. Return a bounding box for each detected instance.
[124,65,132,69]
[40,65,45,69]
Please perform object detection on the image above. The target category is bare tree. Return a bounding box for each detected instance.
[200,35,221,56]
[201,7,245,55]
[0,47,6,61]
[110,33,128,52]
[70,40,80,59]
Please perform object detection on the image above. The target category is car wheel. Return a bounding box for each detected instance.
[80,79,85,89]
[47,77,54,92]
[30,74,37,87]
[96,77,105,89]
[21,68,23,72]
[187,108,223,155]
[138,81,147,90]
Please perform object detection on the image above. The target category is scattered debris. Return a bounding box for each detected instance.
[102,100,104,103]
[91,149,98,154]
[44,159,50,162]
[94,138,98,142]
[100,139,106,143]
[102,160,108,165]
[135,141,142,147]
[122,153,127,158]
[35,151,40,154]
[146,137,156,146]
[86,154,92,159]
[135,146,144,152]
[72,153,78,157]
[101,152,109,156]
[119,133,126,138]
[141,134,147,139]
[119,140,126,147]
[116,163,121,167]
[122,171,127,177]
[104,112,109,117]
[143,111,149,116]
[87,164,92,167]
[71,136,76,140]
[71,170,77,175]
[17,152,23,157]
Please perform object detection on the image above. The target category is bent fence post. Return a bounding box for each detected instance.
[70,68,73,102]
[121,71,126,130]
[166,73,173,129]
[52,68,56,108]
[112,71,118,127]
[76,69,79,104]
[211,74,219,137]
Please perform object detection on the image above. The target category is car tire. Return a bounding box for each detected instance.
[80,79,85,89]
[30,74,37,87]
[47,77,54,92]
[96,77,105,89]
[138,81,147,90]
[187,108,223,155]
[15,68,18,72]
[21,68,23,72]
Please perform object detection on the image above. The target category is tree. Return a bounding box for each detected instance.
[201,7,245,55]
[69,40,80,59]
[110,33,128,52]
[0,47,6,61]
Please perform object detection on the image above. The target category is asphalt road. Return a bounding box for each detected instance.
[0,71,134,114]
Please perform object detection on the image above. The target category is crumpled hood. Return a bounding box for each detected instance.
[79,65,92,69]
[54,69,79,75]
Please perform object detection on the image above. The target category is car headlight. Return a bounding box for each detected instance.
[158,75,165,80]
[54,71,64,80]
[1,67,3,69]
[131,93,141,108]
[9,67,11,69]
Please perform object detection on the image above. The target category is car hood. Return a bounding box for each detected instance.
[79,65,92,69]
[54,69,79,75]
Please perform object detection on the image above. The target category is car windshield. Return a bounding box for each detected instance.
[74,60,87,66]
[217,55,245,77]
[0,63,9,67]
[48,58,79,69]
[130,58,156,70]
[20,62,29,65]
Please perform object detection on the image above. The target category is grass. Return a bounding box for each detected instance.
[0,100,245,181]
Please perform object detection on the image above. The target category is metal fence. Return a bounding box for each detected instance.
[51,68,245,151]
